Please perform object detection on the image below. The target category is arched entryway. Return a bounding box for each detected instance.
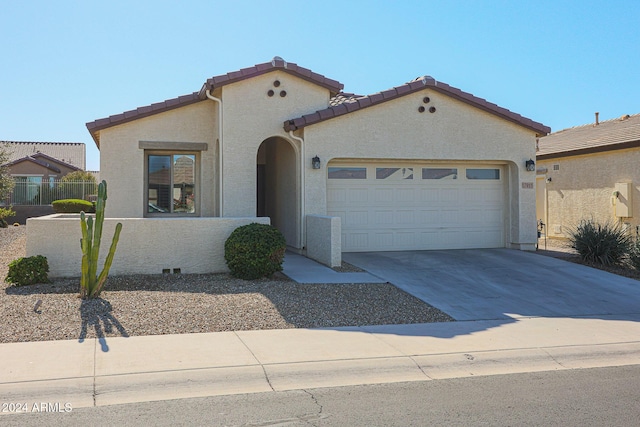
[256,137,300,248]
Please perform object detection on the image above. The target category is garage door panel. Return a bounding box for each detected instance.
[440,188,460,203]
[346,210,368,226]
[348,188,369,203]
[373,210,394,225]
[420,188,440,203]
[328,162,505,251]
[396,188,415,202]
[328,188,348,203]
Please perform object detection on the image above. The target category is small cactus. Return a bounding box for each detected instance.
[80,180,122,299]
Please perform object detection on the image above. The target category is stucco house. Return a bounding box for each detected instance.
[1,141,85,180]
[27,57,549,277]
[2,141,87,222]
[536,113,640,239]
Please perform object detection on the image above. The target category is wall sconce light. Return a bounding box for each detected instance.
[312,155,321,169]
[525,159,535,172]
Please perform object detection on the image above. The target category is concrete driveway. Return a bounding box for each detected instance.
[343,249,640,321]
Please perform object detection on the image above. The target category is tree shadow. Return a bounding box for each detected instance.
[78,298,129,352]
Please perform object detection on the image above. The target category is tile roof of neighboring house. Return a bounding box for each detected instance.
[5,153,82,174]
[537,113,640,159]
[6,156,62,173]
[0,141,86,169]
[285,76,550,135]
[86,57,344,146]
[329,92,362,106]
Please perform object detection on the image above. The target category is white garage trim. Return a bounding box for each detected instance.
[327,161,507,252]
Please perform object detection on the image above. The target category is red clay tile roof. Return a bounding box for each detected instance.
[86,58,344,147]
[537,113,640,159]
[285,76,550,135]
[86,92,201,147]
[200,57,343,95]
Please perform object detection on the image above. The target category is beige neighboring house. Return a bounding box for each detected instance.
[1,141,85,178]
[1,141,88,223]
[28,57,549,277]
[536,113,640,240]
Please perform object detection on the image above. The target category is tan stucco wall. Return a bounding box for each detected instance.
[98,101,218,218]
[306,215,341,267]
[301,89,539,249]
[220,71,329,218]
[26,215,269,277]
[538,148,640,238]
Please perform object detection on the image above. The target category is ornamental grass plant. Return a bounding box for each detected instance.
[567,219,632,266]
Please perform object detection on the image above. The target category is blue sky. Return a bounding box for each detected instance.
[1,0,638,171]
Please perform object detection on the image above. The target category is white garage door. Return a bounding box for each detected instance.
[327,162,506,252]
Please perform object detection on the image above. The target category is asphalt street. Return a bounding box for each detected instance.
[3,365,639,426]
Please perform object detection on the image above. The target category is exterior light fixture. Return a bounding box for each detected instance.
[312,155,321,169]
[525,159,535,172]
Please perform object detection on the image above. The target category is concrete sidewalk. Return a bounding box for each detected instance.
[2,316,639,410]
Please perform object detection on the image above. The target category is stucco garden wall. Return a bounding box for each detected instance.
[538,148,640,238]
[98,101,218,218]
[306,215,341,267]
[301,89,539,249]
[26,215,269,277]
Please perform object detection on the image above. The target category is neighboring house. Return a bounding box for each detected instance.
[1,141,85,190]
[536,113,640,239]
[1,141,86,170]
[1,141,86,222]
[29,57,549,277]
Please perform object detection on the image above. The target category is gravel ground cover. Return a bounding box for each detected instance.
[0,226,453,344]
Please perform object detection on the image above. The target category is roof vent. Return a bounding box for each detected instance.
[595,112,599,126]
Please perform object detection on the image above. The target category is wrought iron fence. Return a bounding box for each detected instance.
[2,179,97,206]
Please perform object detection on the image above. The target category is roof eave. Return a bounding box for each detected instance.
[537,139,640,160]
[284,78,550,135]
[86,92,202,149]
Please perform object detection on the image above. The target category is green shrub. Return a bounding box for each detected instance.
[568,219,632,266]
[0,206,15,228]
[6,255,50,286]
[52,199,95,213]
[224,223,286,280]
[628,239,640,271]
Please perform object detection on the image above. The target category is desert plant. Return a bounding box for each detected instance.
[5,255,49,286]
[628,239,640,271]
[0,206,15,228]
[80,180,122,299]
[224,223,286,280]
[0,144,15,201]
[53,198,95,213]
[567,219,632,266]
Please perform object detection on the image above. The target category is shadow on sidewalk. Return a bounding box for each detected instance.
[78,298,129,352]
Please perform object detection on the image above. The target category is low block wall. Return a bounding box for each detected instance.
[8,205,55,224]
[306,215,341,267]
[26,215,270,278]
